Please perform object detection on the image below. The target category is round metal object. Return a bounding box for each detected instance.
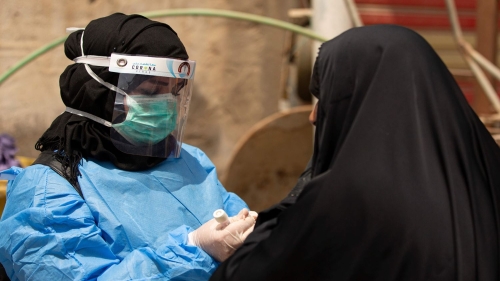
[116,58,127,67]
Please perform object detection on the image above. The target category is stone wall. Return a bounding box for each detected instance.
[0,0,300,179]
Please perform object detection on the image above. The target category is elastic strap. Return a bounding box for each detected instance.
[73,56,110,67]
[65,107,113,127]
[83,64,127,96]
[77,31,127,96]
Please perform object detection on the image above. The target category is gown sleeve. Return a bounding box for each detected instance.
[187,145,249,216]
[0,167,217,281]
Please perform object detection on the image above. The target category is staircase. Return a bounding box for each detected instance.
[355,0,499,107]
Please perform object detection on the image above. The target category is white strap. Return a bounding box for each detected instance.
[74,56,111,67]
[76,31,127,96]
[83,64,127,96]
[80,31,85,56]
[65,107,113,127]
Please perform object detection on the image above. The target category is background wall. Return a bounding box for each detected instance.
[0,0,302,181]
[3,1,498,213]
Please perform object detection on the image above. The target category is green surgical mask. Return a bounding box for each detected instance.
[112,94,178,146]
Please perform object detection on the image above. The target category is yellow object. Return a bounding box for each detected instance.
[0,156,35,217]
[0,180,6,218]
[17,155,35,167]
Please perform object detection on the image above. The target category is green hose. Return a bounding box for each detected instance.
[0,35,67,86]
[0,8,327,86]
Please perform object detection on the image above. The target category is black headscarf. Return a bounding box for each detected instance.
[211,25,500,281]
[35,13,188,185]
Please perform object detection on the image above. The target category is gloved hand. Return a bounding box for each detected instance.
[188,208,258,262]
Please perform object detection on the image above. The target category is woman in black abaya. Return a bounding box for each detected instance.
[210,24,500,281]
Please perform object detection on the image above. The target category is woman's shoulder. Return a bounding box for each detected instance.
[9,164,77,195]
[1,164,85,218]
[179,143,215,169]
[181,143,212,160]
[180,143,202,155]
[4,164,52,182]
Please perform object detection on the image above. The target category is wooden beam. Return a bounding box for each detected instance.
[474,0,498,114]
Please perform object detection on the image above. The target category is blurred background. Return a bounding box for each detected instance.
[1,0,500,212]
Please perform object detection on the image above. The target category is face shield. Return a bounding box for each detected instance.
[66,53,196,158]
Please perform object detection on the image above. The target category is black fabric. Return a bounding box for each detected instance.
[211,24,500,281]
[35,13,188,184]
[0,263,8,281]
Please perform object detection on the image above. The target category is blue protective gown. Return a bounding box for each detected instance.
[0,144,248,280]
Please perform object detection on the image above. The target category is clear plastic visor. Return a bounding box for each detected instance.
[110,74,193,158]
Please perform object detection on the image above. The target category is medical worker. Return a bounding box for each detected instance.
[0,13,255,280]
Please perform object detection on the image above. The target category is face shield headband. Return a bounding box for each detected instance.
[65,31,196,158]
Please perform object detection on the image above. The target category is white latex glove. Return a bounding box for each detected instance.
[189,208,258,262]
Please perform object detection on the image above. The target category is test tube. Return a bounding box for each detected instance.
[213,209,230,225]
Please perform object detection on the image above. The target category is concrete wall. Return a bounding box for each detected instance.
[0,0,299,179]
